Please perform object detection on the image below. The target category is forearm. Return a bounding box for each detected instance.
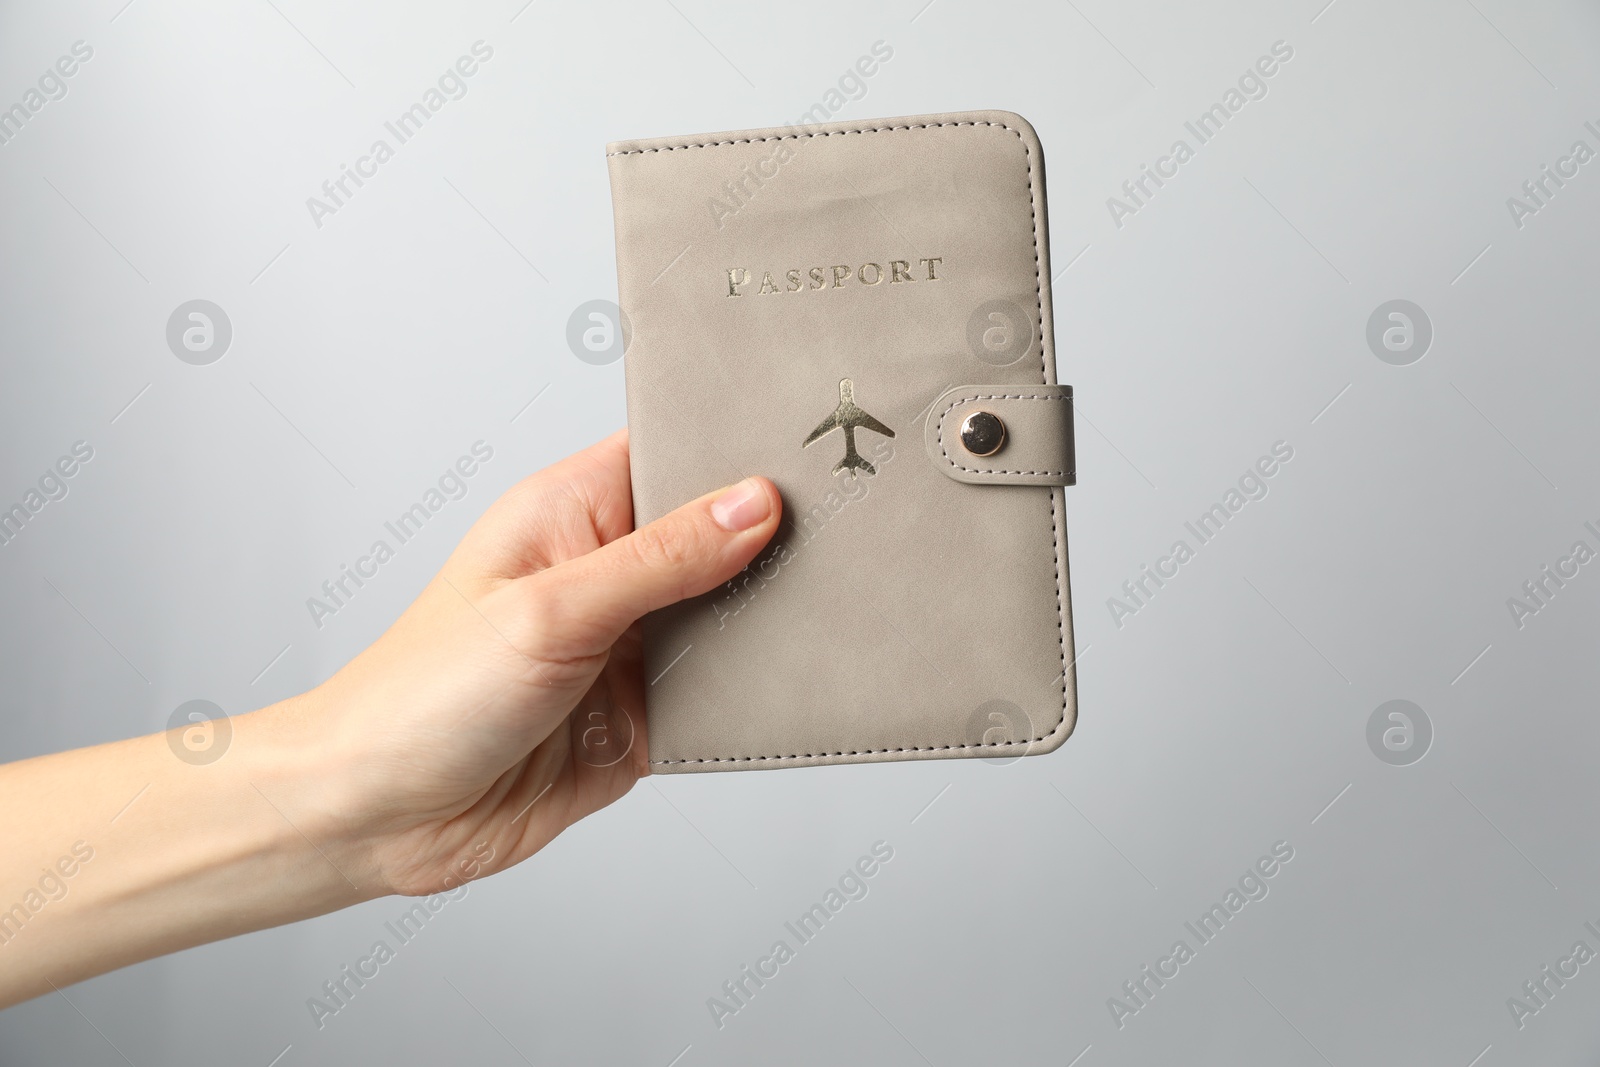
[0,695,373,1008]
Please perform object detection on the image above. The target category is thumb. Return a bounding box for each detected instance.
[531,477,781,655]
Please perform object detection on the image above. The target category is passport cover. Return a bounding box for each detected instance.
[606,110,1077,772]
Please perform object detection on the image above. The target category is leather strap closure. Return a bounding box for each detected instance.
[924,384,1075,487]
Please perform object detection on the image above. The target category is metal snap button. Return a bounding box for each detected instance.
[959,410,1006,457]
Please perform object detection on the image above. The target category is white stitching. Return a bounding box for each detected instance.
[607,120,1021,156]
[627,118,1073,764]
[935,392,1073,475]
[651,736,1050,766]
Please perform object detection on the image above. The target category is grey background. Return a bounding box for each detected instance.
[1,0,1597,1063]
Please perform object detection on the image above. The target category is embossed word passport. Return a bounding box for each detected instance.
[606,110,1077,772]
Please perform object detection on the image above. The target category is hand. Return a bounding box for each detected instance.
[0,429,781,1008]
[308,429,781,895]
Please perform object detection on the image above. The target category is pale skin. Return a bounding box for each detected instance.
[0,430,780,1009]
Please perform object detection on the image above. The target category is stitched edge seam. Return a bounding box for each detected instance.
[935,392,1073,476]
[608,120,1017,156]
[628,119,1072,764]
[653,736,1054,767]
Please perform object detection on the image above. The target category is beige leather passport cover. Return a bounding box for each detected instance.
[606,110,1077,772]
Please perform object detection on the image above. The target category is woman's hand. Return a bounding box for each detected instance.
[312,429,779,895]
[0,429,780,1008]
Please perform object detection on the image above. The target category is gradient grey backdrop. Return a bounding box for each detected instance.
[2,0,1598,1063]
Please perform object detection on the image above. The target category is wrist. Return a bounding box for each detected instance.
[231,690,387,907]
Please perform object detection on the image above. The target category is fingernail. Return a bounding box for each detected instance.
[711,479,770,531]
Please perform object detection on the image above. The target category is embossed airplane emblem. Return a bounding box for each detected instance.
[802,378,895,477]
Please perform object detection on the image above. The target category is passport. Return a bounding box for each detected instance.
[606,110,1078,772]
